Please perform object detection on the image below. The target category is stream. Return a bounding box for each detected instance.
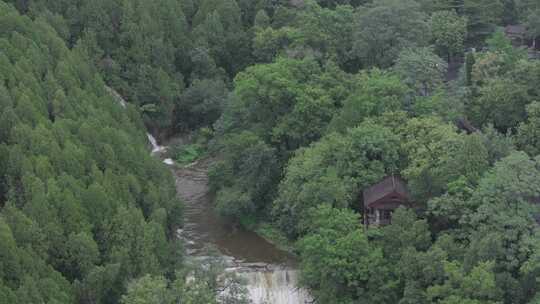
[147,134,311,304]
[108,86,310,303]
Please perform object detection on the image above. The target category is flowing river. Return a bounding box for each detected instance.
[148,134,311,304]
[108,86,310,303]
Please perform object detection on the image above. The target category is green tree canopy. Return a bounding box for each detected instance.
[273,121,400,237]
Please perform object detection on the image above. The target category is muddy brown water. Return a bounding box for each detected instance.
[110,85,310,302]
[149,134,311,303]
[173,159,295,266]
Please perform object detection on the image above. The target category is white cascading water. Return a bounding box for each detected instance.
[106,85,168,157]
[105,85,127,108]
[147,134,172,165]
[239,269,312,304]
[147,133,167,154]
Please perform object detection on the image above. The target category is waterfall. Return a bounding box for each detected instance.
[147,133,167,154]
[105,86,167,157]
[105,85,127,108]
[106,80,313,303]
[239,269,312,304]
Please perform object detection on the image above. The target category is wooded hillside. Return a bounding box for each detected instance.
[1,0,540,303]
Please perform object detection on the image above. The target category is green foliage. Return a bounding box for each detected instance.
[121,275,171,304]
[10,0,247,132]
[401,117,486,201]
[427,261,501,304]
[273,121,400,238]
[222,57,347,151]
[526,9,540,39]
[468,77,530,131]
[255,223,295,253]
[464,32,539,133]
[63,232,99,280]
[465,52,475,86]
[172,144,205,165]
[328,69,408,132]
[315,0,367,8]
[297,205,394,303]
[0,4,183,303]
[176,78,228,131]
[353,0,431,68]
[253,2,356,69]
[394,47,447,97]
[211,57,350,225]
[209,131,279,224]
[430,10,468,61]
[215,187,253,222]
[464,0,504,43]
[486,30,528,66]
[120,255,251,304]
[517,102,540,156]
[377,207,432,260]
[253,9,270,29]
[428,152,540,303]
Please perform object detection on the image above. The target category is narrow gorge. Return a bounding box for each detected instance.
[148,137,311,304]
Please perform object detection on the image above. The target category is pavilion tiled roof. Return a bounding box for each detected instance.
[363,175,410,208]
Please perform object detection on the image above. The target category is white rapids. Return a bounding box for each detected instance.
[105,85,127,108]
[105,85,167,156]
[240,269,312,304]
[147,133,167,154]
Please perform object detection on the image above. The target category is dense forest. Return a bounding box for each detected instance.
[1,0,540,303]
[0,2,248,304]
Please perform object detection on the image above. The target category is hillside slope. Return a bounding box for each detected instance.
[0,3,182,303]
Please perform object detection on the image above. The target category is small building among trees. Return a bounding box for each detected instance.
[504,25,540,59]
[505,25,528,47]
[363,175,411,227]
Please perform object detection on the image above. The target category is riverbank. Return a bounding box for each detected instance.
[167,149,297,257]
[171,155,295,265]
[166,147,311,303]
[108,85,310,303]
[160,132,295,254]
[255,223,296,255]
[147,129,313,303]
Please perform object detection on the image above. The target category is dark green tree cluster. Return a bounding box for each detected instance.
[209,57,351,225]
[5,0,533,136]
[120,253,250,304]
[206,1,540,303]
[3,0,536,128]
[4,0,256,132]
[466,32,540,132]
[0,4,250,304]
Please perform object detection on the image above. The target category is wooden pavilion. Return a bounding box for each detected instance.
[505,25,528,47]
[504,24,540,57]
[363,175,411,228]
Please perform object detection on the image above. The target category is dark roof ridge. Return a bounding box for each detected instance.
[363,175,410,208]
